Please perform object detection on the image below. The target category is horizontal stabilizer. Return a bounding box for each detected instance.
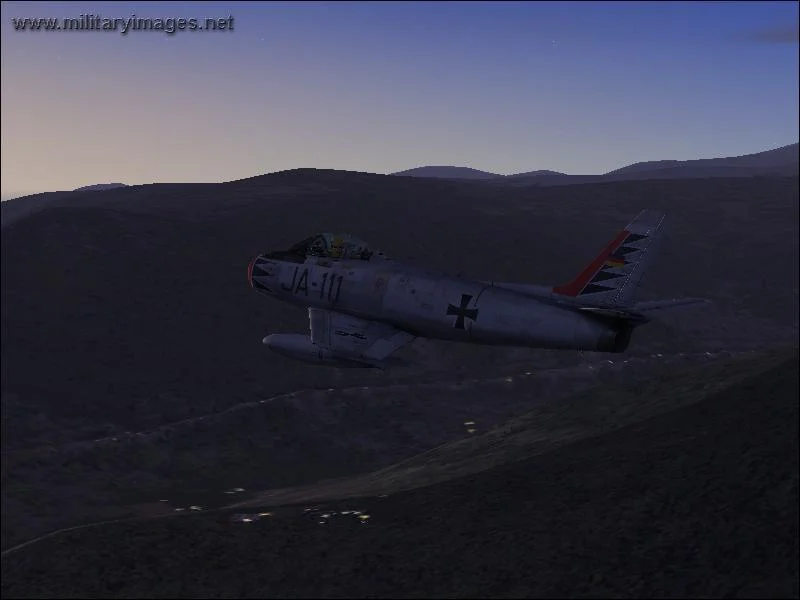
[577,306,649,324]
[633,298,710,314]
[575,297,709,324]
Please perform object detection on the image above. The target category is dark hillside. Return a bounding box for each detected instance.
[2,348,795,598]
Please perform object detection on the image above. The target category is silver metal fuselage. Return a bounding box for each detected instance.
[252,256,626,352]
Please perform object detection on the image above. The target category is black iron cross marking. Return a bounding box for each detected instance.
[447,294,479,329]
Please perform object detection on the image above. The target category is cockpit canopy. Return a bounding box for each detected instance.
[264,233,386,263]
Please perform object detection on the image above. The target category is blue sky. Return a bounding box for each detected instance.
[1,1,797,198]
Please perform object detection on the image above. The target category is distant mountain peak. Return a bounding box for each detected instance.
[391,166,501,180]
[509,169,568,178]
[73,183,128,192]
[605,143,798,177]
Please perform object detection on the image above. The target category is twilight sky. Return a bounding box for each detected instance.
[1,1,798,199]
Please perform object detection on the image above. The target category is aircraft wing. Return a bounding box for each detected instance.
[308,308,415,366]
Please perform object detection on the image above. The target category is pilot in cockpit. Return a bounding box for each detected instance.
[307,235,327,257]
[329,236,345,259]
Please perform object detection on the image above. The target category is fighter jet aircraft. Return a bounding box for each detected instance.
[247,210,707,368]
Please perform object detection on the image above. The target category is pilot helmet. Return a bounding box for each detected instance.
[308,236,326,256]
[330,236,345,258]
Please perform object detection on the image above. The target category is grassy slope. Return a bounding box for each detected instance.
[2,348,796,598]
[232,348,793,507]
[0,356,617,550]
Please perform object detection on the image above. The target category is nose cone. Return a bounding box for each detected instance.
[249,256,277,293]
[247,256,258,288]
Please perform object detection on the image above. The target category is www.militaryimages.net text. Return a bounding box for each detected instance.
[10,14,235,35]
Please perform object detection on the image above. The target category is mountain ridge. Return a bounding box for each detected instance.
[391,142,799,182]
[4,143,796,214]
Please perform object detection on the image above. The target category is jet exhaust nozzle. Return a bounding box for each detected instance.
[595,325,634,353]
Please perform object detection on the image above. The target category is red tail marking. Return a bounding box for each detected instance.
[247,256,257,288]
[553,229,630,297]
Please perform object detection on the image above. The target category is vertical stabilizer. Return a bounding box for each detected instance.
[553,210,668,306]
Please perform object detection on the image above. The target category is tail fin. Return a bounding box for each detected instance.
[553,210,668,306]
